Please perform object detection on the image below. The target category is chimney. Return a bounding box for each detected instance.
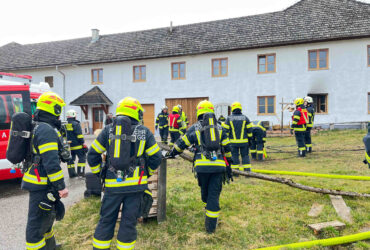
[169,21,173,34]
[91,29,100,43]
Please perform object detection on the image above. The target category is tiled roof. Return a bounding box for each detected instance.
[0,0,369,71]
[70,86,113,105]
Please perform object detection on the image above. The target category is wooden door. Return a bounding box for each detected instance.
[93,107,104,132]
[142,104,155,134]
[165,97,208,126]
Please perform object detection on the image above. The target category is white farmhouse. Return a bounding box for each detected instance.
[0,0,369,133]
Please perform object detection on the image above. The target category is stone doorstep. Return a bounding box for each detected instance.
[308,203,324,217]
[308,221,346,234]
[329,195,353,224]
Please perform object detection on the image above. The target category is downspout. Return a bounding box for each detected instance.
[56,66,66,119]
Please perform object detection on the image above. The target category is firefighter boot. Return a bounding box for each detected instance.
[77,167,85,178]
[251,152,257,160]
[68,167,77,178]
[298,150,306,157]
[306,146,312,153]
[44,235,56,250]
[257,153,263,161]
[205,216,218,234]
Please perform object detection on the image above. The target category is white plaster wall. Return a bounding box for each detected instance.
[15,38,370,128]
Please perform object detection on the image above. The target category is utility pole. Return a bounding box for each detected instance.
[279,98,293,134]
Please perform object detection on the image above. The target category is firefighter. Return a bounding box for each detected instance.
[363,122,370,169]
[168,106,186,146]
[218,115,226,125]
[88,97,162,250]
[291,98,308,157]
[250,121,267,161]
[23,92,68,249]
[178,104,189,126]
[166,100,232,233]
[304,96,315,153]
[155,105,169,144]
[222,102,253,171]
[65,109,87,178]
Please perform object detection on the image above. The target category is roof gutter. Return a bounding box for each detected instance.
[56,66,66,119]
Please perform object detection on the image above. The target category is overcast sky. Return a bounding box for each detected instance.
[1,0,370,47]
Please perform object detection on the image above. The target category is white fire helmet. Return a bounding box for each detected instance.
[66,109,77,118]
[304,96,313,104]
[162,105,168,111]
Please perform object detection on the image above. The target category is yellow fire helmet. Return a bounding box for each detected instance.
[116,97,144,121]
[196,100,214,117]
[294,98,304,106]
[231,102,242,112]
[172,106,180,113]
[36,92,65,116]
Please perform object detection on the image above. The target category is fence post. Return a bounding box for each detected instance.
[157,158,167,223]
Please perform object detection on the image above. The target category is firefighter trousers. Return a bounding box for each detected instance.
[169,131,180,146]
[197,172,223,233]
[26,190,56,250]
[305,127,312,153]
[159,127,169,144]
[295,131,306,157]
[93,192,143,250]
[67,148,86,177]
[250,136,264,160]
[230,145,251,170]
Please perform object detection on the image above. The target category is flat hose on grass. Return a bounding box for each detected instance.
[158,142,370,198]
[253,231,370,249]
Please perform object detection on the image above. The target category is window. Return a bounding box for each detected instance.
[258,54,276,73]
[44,76,53,88]
[368,93,370,114]
[367,45,370,67]
[308,94,328,114]
[133,65,146,82]
[171,62,186,80]
[91,69,103,84]
[212,58,228,77]
[308,49,328,70]
[257,96,275,115]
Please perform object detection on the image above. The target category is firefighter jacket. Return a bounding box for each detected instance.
[66,118,85,150]
[291,105,308,132]
[306,105,315,128]
[222,113,252,146]
[169,112,186,134]
[22,112,66,192]
[363,132,370,166]
[155,111,169,129]
[180,111,189,125]
[87,117,162,193]
[173,121,232,173]
[252,121,267,143]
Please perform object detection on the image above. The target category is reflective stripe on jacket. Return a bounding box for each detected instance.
[306,105,315,128]
[291,106,308,132]
[87,117,162,193]
[222,114,252,145]
[155,112,169,129]
[66,118,84,148]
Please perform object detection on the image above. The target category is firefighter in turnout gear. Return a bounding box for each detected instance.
[168,106,186,146]
[363,122,370,168]
[217,115,226,125]
[222,102,253,171]
[304,96,315,153]
[178,104,189,126]
[65,109,86,178]
[23,92,68,250]
[155,105,169,144]
[291,98,308,157]
[88,97,162,250]
[250,121,267,161]
[167,100,232,234]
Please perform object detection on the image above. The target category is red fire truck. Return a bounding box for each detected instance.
[0,72,50,180]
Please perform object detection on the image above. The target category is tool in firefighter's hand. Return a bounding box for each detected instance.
[223,156,233,182]
[163,150,176,159]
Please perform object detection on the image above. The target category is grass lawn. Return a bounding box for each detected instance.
[55,129,370,249]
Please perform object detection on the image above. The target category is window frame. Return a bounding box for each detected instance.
[44,76,54,88]
[308,93,329,114]
[171,62,186,80]
[367,45,370,67]
[308,49,329,71]
[212,58,228,77]
[257,53,276,74]
[91,68,103,85]
[133,65,146,82]
[257,96,276,116]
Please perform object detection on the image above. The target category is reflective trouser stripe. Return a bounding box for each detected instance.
[70,145,83,150]
[306,144,312,147]
[92,237,111,249]
[91,164,101,174]
[239,164,251,171]
[231,164,239,169]
[67,164,75,169]
[206,210,220,218]
[26,238,46,249]
[250,149,257,153]
[116,240,136,250]
[44,227,54,240]
[257,151,263,154]
[299,147,306,151]
[77,163,86,167]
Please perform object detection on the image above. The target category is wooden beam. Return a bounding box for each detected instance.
[101,105,109,114]
[329,195,353,223]
[157,159,167,223]
[308,221,346,234]
[80,105,88,119]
